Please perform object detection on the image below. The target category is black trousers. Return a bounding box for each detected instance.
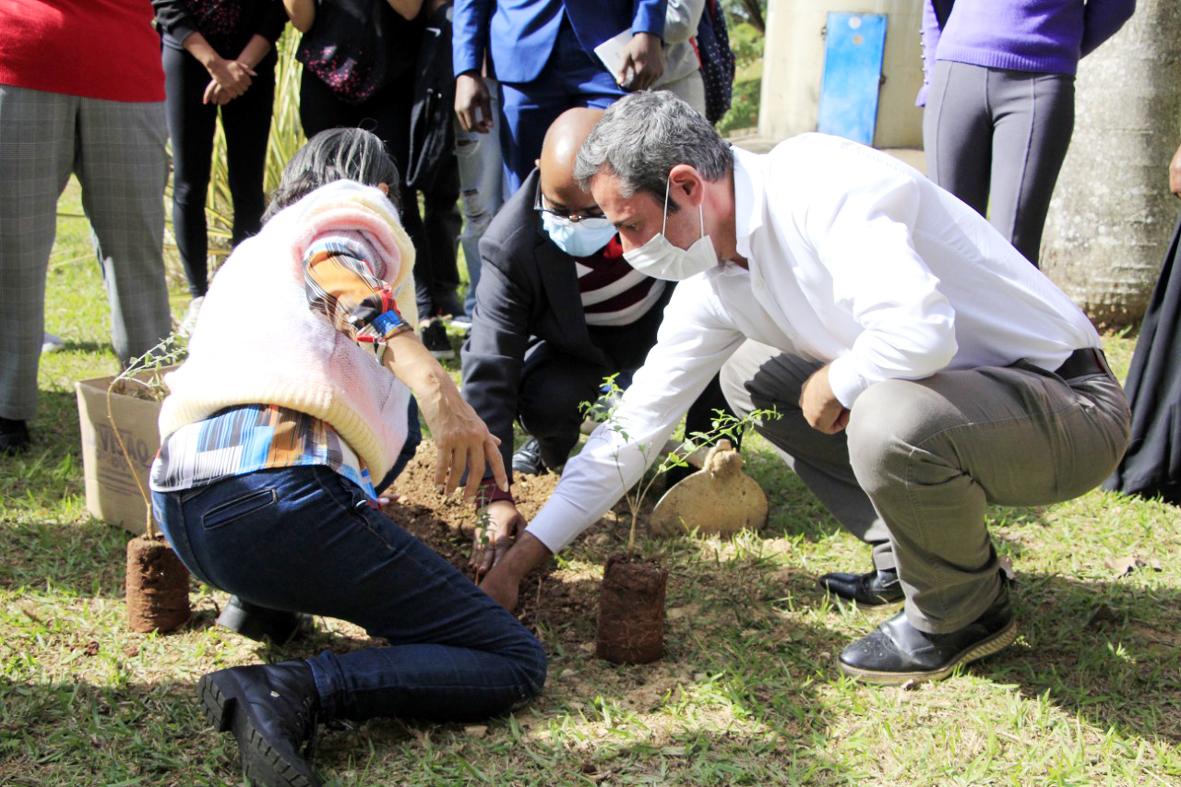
[518,314,733,469]
[300,70,461,318]
[164,44,275,297]
[1104,212,1181,505]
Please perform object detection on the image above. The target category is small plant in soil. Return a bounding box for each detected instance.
[111,333,192,633]
[582,377,777,664]
[472,491,493,582]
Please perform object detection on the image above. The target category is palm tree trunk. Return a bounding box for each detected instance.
[1041,0,1181,327]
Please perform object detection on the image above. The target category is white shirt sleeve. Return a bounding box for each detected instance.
[810,170,958,407]
[526,274,746,553]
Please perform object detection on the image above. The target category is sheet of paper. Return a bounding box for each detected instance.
[593,28,634,87]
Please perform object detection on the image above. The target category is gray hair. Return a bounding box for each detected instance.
[574,91,732,210]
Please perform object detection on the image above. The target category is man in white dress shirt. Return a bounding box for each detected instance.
[479,91,1130,685]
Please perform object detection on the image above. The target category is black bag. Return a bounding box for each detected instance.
[405,3,456,191]
[296,0,415,105]
[697,0,736,124]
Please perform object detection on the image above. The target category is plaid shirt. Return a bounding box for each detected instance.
[151,233,410,500]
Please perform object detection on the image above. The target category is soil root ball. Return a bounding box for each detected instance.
[126,535,191,633]
[596,553,667,664]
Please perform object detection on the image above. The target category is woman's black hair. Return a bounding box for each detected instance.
[262,127,400,223]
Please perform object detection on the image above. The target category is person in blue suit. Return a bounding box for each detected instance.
[452,0,665,195]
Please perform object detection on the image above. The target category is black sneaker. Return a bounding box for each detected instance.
[199,661,322,787]
[838,580,1017,685]
[0,417,30,456]
[420,319,454,360]
[512,438,546,476]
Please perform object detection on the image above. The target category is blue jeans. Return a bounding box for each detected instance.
[455,77,505,318]
[152,465,546,722]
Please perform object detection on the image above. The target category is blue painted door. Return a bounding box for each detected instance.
[817,13,888,146]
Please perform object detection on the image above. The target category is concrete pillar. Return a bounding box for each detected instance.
[1041,0,1181,327]
[757,0,924,148]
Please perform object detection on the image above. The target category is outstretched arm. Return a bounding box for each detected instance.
[303,227,507,499]
[479,276,744,608]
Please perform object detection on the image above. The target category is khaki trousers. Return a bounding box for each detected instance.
[720,340,1131,633]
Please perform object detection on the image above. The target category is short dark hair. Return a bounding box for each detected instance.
[262,127,400,223]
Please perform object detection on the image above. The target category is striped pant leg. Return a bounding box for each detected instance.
[75,96,171,363]
[0,85,76,420]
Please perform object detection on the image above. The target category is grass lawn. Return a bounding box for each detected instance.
[2,183,1180,785]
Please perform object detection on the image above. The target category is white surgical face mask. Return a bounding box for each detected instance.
[621,177,718,281]
[541,210,617,257]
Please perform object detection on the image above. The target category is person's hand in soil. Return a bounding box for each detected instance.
[479,532,553,611]
[471,500,524,579]
[382,330,508,497]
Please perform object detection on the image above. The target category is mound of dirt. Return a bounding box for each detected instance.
[382,448,597,631]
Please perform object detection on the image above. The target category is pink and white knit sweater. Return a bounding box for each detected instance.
[158,180,418,482]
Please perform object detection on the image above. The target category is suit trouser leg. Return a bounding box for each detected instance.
[518,342,610,469]
[725,341,1131,633]
[846,364,1129,633]
[0,86,77,420]
[720,340,895,570]
[498,22,623,194]
[76,96,172,363]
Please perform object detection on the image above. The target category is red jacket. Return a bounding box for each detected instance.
[0,0,164,102]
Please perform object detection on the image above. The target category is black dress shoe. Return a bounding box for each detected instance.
[0,417,30,456]
[838,583,1017,685]
[199,661,322,787]
[819,567,904,605]
[217,596,312,645]
[420,319,454,360]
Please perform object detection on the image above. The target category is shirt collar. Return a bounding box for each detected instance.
[731,145,766,261]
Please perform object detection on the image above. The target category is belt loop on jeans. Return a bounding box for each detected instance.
[1052,347,1111,380]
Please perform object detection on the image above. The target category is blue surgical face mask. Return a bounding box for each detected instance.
[541,210,617,257]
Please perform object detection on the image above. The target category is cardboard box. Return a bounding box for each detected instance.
[76,370,171,535]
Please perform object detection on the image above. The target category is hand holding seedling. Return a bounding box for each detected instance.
[479,532,551,610]
[470,500,524,578]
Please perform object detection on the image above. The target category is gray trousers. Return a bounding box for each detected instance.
[0,84,172,420]
[923,60,1075,267]
[721,341,1130,633]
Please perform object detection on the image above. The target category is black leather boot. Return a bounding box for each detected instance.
[217,596,311,645]
[818,566,904,605]
[0,417,30,456]
[838,582,1017,685]
[199,661,322,787]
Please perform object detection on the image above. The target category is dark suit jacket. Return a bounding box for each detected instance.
[461,168,670,480]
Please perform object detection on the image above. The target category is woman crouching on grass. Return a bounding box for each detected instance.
[149,128,546,787]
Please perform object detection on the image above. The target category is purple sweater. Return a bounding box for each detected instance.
[918,0,1136,105]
